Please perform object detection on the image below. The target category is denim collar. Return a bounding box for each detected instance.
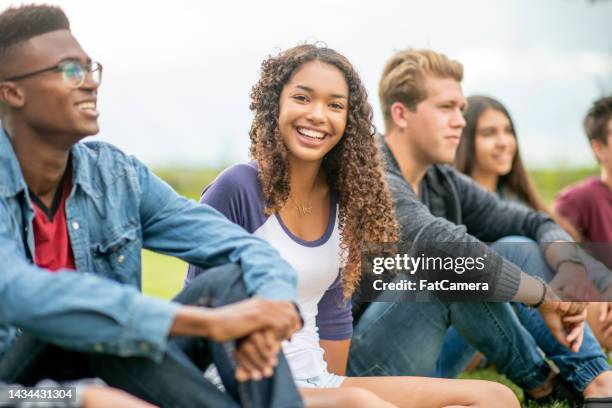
[0,127,95,199]
[0,128,27,199]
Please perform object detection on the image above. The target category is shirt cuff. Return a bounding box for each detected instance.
[490,259,522,301]
[536,224,573,252]
[581,252,612,292]
[121,296,179,363]
[319,326,353,341]
[254,282,298,303]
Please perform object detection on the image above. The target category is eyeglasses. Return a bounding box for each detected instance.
[3,61,103,88]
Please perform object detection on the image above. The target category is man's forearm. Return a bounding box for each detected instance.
[168,306,215,338]
[514,273,549,305]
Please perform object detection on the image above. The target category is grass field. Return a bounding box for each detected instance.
[460,370,571,408]
[140,165,601,407]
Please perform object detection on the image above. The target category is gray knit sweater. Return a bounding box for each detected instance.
[376,137,571,302]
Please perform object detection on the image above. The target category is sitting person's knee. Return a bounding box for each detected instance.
[480,382,519,408]
[176,263,248,306]
[495,235,536,244]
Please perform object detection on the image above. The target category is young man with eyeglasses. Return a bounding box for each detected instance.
[0,5,303,407]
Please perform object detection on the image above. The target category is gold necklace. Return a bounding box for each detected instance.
[289,195,313,216]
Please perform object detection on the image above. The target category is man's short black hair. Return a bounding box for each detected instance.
[0,4,70,67]
[584,95,612,145]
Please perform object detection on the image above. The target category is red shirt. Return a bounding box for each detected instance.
[555,177,612,266]
[30,173,76,272]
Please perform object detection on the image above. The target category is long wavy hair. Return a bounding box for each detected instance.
[456,95,581,240]
[455,95,546,210]
[249,44,398,297]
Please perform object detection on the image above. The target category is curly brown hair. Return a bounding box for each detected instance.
[249,44,398,298]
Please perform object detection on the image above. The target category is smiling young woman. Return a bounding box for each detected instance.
[187,45,520,408]
[455,95,545,210]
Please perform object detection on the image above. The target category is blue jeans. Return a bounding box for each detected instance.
[435,236,610,394]
[347,290,551,389]
[0,264,303,408]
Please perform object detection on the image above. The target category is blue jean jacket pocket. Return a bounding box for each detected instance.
[91,226,141,286]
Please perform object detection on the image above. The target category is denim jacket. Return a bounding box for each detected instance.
[0,128,298,361]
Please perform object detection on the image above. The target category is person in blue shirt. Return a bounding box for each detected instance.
[0,4,302,407]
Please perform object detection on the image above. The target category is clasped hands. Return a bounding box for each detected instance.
[548,262,612,341]
[204,298,302,382]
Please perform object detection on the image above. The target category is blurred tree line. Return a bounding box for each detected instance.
[153,166,599,207]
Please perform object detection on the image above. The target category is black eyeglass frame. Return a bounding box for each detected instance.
[3,61,103,87]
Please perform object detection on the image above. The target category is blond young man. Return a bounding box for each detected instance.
[347,49,612,406]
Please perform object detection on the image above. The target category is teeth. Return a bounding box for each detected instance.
[77,102,96,110]
[297,127,325,139]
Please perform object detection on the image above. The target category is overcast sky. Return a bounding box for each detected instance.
[3,0,611,168]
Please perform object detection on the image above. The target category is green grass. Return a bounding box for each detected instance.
[140,167,218,299]
[140,165,602,408]
[460,370,571,408]
[154,167,222,201]
[141,249,186,300]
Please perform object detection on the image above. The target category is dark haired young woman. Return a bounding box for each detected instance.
[436,95,612,404]
[187,47,519,407]
[456,96,566,217]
